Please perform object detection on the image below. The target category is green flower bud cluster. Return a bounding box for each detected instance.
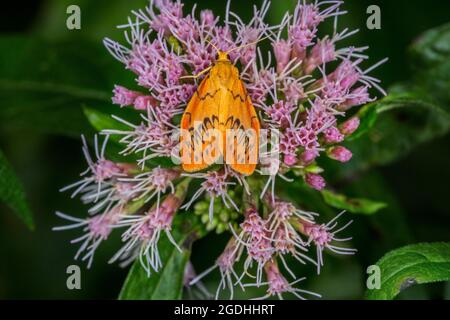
[194,191,240,234]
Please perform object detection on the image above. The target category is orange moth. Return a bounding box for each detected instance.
[180,47,260,175]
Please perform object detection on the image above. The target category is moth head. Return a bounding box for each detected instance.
[205,39,230,62]
[217,51,230,62]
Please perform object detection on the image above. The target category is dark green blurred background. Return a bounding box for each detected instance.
[0,0,449,299]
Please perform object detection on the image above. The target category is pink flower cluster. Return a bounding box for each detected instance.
[191,198,355,299]
[256,3,387,191]
[56,0,386,300]
[55,134,184,269]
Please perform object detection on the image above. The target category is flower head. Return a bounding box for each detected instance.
[110,192,184,274]
[104,109,177,167]
[57,0,387,300]
[255,259,321,300]
[300,211,356,273]
[229,208,274,285]
[53,208,121,268]
[60,135,126,200]
[123,167,180,205]
[189,238,243,300]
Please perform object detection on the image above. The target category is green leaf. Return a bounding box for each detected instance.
[321,190,387,215]
[366,242,450,300]
[119,213,205,300]
[350,86,450,142]
[359,86,449,161]
[360,25,448,139]
[0,149,33,229]
[83,106,133,137]
[281,178,336,221]
[119,244,190,300]
[410,24,450,113]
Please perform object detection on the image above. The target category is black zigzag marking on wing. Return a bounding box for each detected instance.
[225,116,245,130]
[203,115,219,130]
[196,88,220,100]
[226,88,246,102]
[200,116,220,144]
[224,115,253,164]
[187,116,221,146]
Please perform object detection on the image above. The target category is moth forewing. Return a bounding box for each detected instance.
[179,127,193,165]
[225,128,258,165]
[202,127,224,166]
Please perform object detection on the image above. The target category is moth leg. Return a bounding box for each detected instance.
[180,66,212,80]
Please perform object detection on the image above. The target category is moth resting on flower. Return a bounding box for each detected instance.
[180,48,260,175]
[55,0,387,300]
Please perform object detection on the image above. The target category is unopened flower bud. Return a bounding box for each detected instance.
[339,117,360,136]
[327,146,353,163]
[284,154,298,166]
[323,126,344,144]
[305,173,326,191]
[299,150,317,166]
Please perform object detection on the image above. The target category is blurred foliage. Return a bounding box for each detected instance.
[320,189,387,215]
[0,0,449,300]
[0,36,130,137]
[0,149,33,229]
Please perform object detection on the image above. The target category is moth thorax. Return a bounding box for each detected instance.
[213,63,235,83]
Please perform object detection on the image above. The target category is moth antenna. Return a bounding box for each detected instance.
[226,35,270,55]
[205,38,220,55]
